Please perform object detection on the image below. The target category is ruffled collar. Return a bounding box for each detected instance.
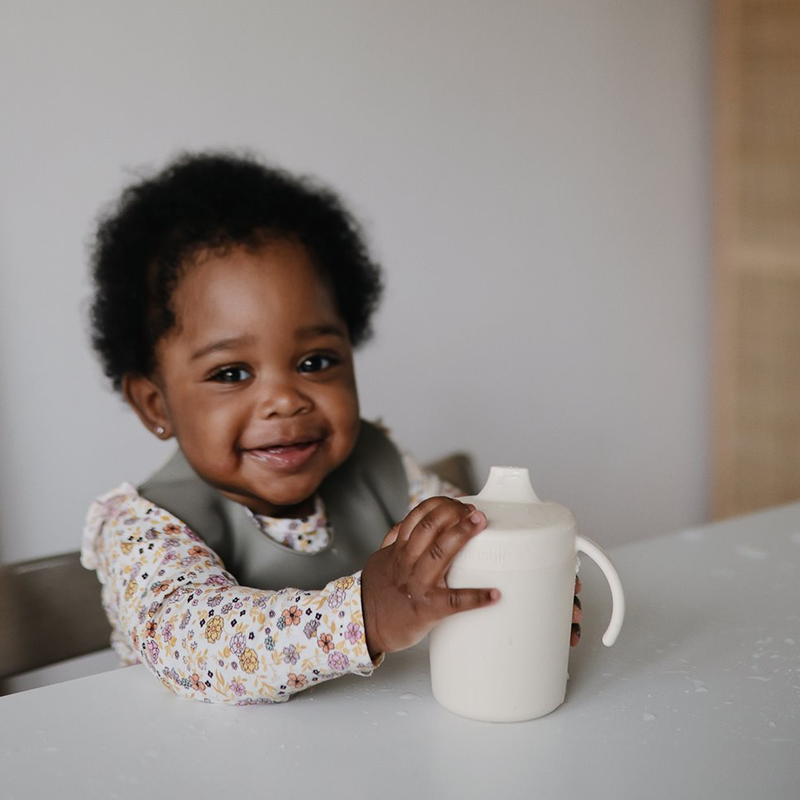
[244,495,332,554]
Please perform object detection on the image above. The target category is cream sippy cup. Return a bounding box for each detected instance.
[429,466,625,722]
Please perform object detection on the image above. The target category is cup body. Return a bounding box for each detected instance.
[429,467,624,722]
[429,554,577,722]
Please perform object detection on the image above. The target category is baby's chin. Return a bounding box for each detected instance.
[228,483,321,519]
[253,496,318,519]
[188,459,323,518]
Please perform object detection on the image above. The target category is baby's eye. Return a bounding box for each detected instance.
[209,366,253,383]
[298,354,338,374]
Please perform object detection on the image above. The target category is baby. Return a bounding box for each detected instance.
[81,152,580,703]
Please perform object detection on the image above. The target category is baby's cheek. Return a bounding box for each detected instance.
[333,413,361,463]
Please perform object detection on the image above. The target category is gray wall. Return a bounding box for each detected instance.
[0,0,710,562]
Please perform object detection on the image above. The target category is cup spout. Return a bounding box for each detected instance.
[476,466,541,503]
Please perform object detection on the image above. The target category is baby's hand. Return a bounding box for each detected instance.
[571,576,582,646]
[361,497,499,660]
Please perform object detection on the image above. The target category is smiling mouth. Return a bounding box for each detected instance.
[244,439,323,470]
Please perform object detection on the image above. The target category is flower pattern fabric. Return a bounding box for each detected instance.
[246,496,331,553]
[81,444,460,704]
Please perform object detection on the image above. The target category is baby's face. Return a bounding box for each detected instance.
[153,238,360,517]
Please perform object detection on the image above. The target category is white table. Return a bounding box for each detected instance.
[2,503,799,799]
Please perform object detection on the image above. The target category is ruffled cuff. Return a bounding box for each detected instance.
[80,482,140,573]
[347,570,384,675]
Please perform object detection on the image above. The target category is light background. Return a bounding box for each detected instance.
[0,0,709,562]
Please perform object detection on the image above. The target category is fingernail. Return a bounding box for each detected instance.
[489,589,501,601]
[469,510,483,525]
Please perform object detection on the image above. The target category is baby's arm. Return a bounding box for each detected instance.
[83,485,375,704]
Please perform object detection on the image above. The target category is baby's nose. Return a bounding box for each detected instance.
[258,378,312,418]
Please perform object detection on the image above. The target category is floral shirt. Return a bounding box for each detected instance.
[81,448,459,705]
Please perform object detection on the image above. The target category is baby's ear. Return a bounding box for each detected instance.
[122,373,172,440]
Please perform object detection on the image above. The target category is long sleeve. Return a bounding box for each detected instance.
[82,484,376,705]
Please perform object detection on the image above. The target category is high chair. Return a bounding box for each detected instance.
[0,551,112,693]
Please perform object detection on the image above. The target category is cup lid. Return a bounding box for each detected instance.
[463,466,576,533]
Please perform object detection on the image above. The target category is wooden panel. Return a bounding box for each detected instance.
[730,270,800,512]
[739,0,800,249]
[713,0,800,518]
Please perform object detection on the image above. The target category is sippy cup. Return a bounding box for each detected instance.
[429,466,625,722]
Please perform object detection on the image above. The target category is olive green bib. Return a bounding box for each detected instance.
[138,420,408,590]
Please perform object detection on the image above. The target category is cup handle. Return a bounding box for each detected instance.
[575,535,625,646]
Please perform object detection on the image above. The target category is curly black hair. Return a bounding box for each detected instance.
[89,151,383,392]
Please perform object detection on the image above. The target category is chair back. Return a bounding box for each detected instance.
[0,551,111,681]
[425,452,478,496]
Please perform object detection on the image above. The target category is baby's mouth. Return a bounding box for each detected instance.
[244,439,323,470]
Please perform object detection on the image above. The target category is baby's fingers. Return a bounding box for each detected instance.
[394,496,464,548]
[430,586,500,620]
[412,508,486,586]
[572,594,582,624]
[381,522,402,548]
